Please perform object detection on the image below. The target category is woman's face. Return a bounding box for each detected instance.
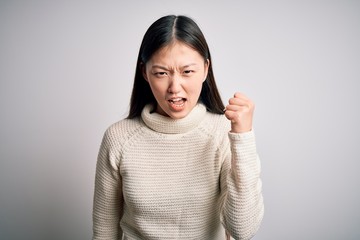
[143,41,209,119]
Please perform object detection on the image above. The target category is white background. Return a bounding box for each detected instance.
[1,0,359,239]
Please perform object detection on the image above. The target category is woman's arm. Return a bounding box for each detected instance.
[220,131,264,240]
[93,128,123,240]
[220,92,264,239]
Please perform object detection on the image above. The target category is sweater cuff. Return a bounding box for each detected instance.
[228,130,255,142]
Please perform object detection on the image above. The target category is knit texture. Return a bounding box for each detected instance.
[93,104,264,240]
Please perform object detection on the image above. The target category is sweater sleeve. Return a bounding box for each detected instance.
[92,128,123,240]
[220,130,264,240]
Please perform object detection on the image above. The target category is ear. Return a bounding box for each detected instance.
[141,62,148,82]
[204,59,210,82]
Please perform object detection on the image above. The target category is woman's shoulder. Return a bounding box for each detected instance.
[197,112,231,151]
[102,117,144,145]
[201,112,231,136]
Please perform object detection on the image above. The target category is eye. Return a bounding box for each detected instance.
[183,70,194,75]
[154,72,168,77]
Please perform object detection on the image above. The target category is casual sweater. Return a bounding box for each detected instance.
[93,103,264,240]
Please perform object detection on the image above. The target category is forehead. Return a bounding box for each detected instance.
[148,41,204,65]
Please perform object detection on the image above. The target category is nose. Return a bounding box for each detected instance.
[167,75,182,94]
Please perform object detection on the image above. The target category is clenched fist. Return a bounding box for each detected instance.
[224,92,255,133]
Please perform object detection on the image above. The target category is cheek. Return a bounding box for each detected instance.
[148,80,167,96]
[196,82,204,95]
[192,76,205,92]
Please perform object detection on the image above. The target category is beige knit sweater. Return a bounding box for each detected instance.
[93,104,264,240]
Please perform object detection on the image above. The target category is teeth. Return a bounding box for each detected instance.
[170,98,183,102]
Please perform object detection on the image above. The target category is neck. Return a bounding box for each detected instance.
[141,103,207,134]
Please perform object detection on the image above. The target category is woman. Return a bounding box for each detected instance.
[93,15,264,240]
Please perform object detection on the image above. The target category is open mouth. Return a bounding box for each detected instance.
[168,97,186,108]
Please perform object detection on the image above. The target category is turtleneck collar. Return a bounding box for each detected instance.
[141,103,207,134]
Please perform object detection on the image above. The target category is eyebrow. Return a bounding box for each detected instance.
[151,63,198,70]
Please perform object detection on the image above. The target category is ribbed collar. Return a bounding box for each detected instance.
[141,103,207,134]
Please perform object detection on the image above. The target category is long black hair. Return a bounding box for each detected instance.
[127,15,225,118]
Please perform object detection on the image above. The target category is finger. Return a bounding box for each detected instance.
[234,92,250,100]
[224,104,250,112]
[228,97,251,107]
[224,109,235,122]
[224,110,243,123]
